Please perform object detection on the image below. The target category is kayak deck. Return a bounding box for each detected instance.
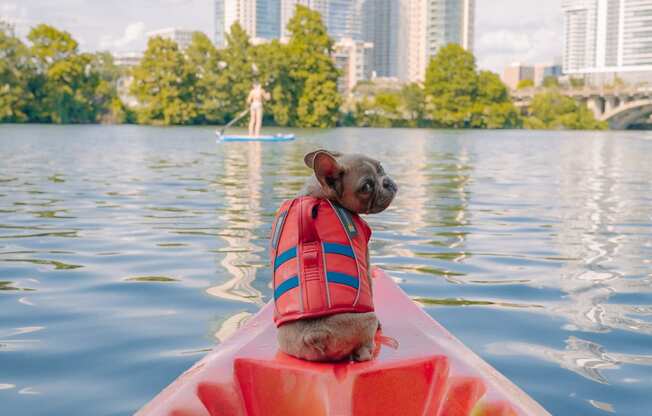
[216,133,295,142]
[138,268,549,416]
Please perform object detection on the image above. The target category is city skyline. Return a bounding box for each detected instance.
[0,0,563,74]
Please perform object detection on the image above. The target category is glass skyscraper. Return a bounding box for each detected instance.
[215,0,281,47]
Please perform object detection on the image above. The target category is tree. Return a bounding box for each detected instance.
[424,47,519,129]
[516,79,534,90]
[186,31,228,124]
[92,52,125,122]
[569,77,585,89]
[28,24,78,68]
[0,22,34,122]
[286,5,341,127]
[472,70,521,128]
[26,24,109,123]
[219,23,256,121]
[251,39,294,126]
[542,76,559,88]
[524,90,607,130]
[131,36,197,125]
[401,83,425,126]
[424,44,478,127]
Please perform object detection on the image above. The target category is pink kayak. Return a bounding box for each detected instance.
[137,268,550,416]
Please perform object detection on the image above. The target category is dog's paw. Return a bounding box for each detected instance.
[352,343,374,362]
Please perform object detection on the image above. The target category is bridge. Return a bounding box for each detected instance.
[511,87,652,129]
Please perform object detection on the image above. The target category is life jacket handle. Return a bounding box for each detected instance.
[299,196,319,244]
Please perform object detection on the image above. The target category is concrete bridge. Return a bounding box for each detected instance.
[511,87,652,129]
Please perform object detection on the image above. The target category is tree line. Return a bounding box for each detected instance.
[0,6,606,130]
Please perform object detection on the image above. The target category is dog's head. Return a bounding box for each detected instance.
[304,149,397,214]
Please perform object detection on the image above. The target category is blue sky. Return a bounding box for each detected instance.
[0,0,563,73]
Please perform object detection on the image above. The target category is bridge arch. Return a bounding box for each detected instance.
[601,99,652,129]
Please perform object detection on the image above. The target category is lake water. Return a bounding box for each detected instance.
[1,125,651,415]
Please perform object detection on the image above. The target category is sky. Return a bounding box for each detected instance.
[0,0,564,73]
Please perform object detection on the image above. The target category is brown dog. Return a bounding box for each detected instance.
[276,149,397,362]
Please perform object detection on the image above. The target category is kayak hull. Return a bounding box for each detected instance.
[137,269,550,416]
[216,133,295,142]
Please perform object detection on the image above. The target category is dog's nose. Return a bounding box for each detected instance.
[382,177,397,192]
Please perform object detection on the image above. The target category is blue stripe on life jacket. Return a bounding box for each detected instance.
[274,246,296,271]
[323,242,355,258]
[326,272,359,289]
[274,276,299,300]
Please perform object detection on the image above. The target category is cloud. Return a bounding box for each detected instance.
[0,2,34,34]
[475,0,563,73]
[99,21,146,51]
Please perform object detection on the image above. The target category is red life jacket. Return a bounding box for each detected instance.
[270,196,374,326]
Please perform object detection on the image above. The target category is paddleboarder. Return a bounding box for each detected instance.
[247,82,270,137]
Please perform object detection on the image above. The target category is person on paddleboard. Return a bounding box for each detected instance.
[247,82,270,137]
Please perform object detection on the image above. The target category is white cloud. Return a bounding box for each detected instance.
[0,2,33,35]
[475,0,564,73]
[476,27,562,72]
[99,21,146,51]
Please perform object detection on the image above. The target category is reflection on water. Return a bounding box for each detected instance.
[0,126,651,415]
[488,336,652,386]
[206,143,265,305]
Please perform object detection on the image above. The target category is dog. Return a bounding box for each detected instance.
[273,149,397,362]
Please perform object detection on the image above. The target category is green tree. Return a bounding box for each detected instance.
[286,5,341,127]
[516,79,534,90]
[26,24,109,123]
[0,22,34,122]
[251,39,294,126]
[373,92,402,127]
[400,83,425,126]
[542,76,559,88]
[424,46,520,129]
[569,77,585,89]
[90,51,122,122]
[472,70,521,128]
[186,31,228,124]
[524,90,607,130]
[219,23,256,121]
[131,36,197,125]
[424,44,478,127]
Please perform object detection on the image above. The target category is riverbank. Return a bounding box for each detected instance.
[1,14,612,131]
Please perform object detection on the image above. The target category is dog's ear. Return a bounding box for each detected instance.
[304,149,342,169]
[309,151,344,197]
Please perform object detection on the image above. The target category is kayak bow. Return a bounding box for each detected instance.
[137,268,550,416]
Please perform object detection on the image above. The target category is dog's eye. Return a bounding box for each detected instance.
[360,181,374,194]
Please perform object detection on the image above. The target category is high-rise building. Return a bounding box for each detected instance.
[562,0,652,84]
[327,0,365,40]
[257,0,281,40]
[561,0,599,73]
[333,37,374,93]
[363,0,399,77]
[280,0,364,40]
[399,0,475,82]
[147,28,196,50]
[534,62,563,86]
[280,1,326,38]
[215,0,280,47]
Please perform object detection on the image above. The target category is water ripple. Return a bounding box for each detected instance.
[0,126,651,416]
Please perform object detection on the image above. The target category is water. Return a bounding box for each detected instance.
[0,125,651,415]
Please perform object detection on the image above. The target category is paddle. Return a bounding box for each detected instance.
[217,108,251,138]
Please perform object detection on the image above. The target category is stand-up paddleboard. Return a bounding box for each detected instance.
[216,132,295,142]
